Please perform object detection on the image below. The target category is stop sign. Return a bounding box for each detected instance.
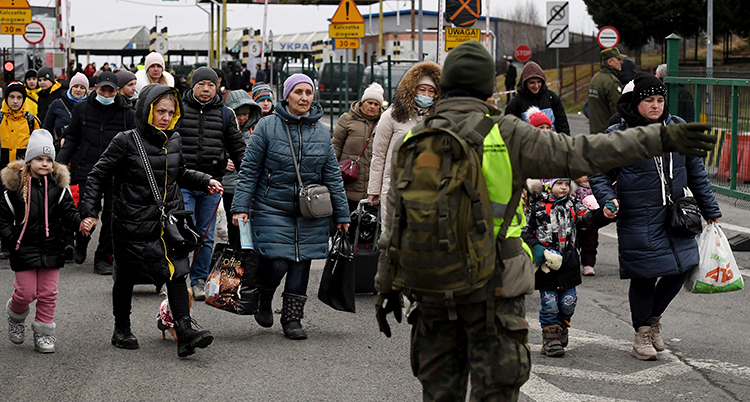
[515,45,532,62]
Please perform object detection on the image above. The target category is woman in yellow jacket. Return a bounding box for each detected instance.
[1,82,41,168]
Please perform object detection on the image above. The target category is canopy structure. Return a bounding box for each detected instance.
[74,26,151,56]
[197,0,379,5]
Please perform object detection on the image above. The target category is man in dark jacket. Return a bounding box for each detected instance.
[374,40,716,401]
[36,66,67,123]
[56,71,136,275]
[588,47,625,133]
[180,67,245,300]
[505,61,570,135]
[503,59,517,104]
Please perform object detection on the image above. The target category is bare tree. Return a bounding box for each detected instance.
[495,0,545,57]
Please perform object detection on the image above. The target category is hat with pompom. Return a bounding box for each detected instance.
[525,106,552,128]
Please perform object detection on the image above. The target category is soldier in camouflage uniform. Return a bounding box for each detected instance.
[375,40,716,401]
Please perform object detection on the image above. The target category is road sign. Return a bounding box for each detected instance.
[333,38,359,49]
[330,0,364,24]
[546,1,568,25]
[0,9,30,24]
[515,45,531,62]
[328,23,364,38]
[23,21,44,44]
[444,27,480,52]
[248,40,261,57]
[597,26,620,49]
[546,25,569,48]
[153,37,168,54]
[0,23,24,35]
[546,1,569,48]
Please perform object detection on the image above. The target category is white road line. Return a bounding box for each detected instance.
[683,358,750,381]
[522,374,640,402]
[718,222,750,235]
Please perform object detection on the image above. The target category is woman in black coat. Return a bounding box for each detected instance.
[590,73,721,361]
[79,84,223,358]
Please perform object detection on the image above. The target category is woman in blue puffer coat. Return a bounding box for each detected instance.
[231,74,350,340]
[590,73,721,361]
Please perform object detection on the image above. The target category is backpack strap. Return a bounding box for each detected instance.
[24,113,39,134]
[0,112,4,126]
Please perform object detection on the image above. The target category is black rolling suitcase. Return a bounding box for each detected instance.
[349,199,381,294]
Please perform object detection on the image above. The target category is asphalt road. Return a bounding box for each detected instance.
[1,114,749,401]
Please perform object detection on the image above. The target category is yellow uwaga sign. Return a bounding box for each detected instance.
[0,23,25,35]
[329,23,364,39]
[445,27,481,51]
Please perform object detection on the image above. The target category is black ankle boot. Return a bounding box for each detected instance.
[255,287,275,328]
[281,293,308,340]
[111,321,139,350]
[174,316,213,357]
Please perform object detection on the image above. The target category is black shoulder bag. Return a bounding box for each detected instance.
[661,154,702,237]
[132,131,203,255]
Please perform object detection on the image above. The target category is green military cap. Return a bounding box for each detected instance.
[601,47,626,60]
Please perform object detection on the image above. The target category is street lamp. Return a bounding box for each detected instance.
[155,15,163,32]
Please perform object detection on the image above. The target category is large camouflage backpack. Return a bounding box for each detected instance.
[387,115,496,299]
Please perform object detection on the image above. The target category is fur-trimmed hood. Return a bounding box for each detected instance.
[1,159,70,192]
[392,61,442,123]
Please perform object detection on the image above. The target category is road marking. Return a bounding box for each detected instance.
[522,318,750,400]
[718,222,750,235]
[523,374,640,402]
[598,226,617,239]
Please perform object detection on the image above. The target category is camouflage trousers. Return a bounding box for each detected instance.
[410,295,531,402]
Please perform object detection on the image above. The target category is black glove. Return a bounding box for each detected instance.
[375,292,403,338]
[660,123,715,157]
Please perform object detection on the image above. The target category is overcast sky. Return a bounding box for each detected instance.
[45,0,596,37]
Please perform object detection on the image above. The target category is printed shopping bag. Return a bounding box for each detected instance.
[318,229,356,313]
[205,244,260,314]
[686,222,744,293]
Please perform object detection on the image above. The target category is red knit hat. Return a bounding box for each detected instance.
[526,106,552,128]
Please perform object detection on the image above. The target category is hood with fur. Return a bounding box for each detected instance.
[392,61,442,123]
[1,159,70,192]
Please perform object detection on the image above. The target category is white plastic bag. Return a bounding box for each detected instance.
[686,222,744,293]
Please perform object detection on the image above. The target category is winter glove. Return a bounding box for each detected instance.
[532,244,547,267]
[376,292,403,338]
[604,200,617,213]
[660,123,715,157]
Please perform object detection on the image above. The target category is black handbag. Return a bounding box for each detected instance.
[132,131,203,255]
[662,154,703,237]
[318,229,356,313]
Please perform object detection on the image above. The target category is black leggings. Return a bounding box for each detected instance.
[112,273,191,326]
[628,270,690,330]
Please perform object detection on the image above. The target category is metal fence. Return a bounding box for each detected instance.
[664,35,750,201]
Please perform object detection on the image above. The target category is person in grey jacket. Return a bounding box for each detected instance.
[223,90,262,250]
[231,74,350,340]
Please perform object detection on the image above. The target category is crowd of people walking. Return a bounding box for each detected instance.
[0,42,721,402]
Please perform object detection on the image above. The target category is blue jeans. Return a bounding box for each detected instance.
[539,287,577,328]
[259,257,312,296]
[182,189,221,286]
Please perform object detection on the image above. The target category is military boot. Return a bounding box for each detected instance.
[281,293,307,340]
[174,316,213,357]
[541,325,565,357]
[255,287,276,328]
